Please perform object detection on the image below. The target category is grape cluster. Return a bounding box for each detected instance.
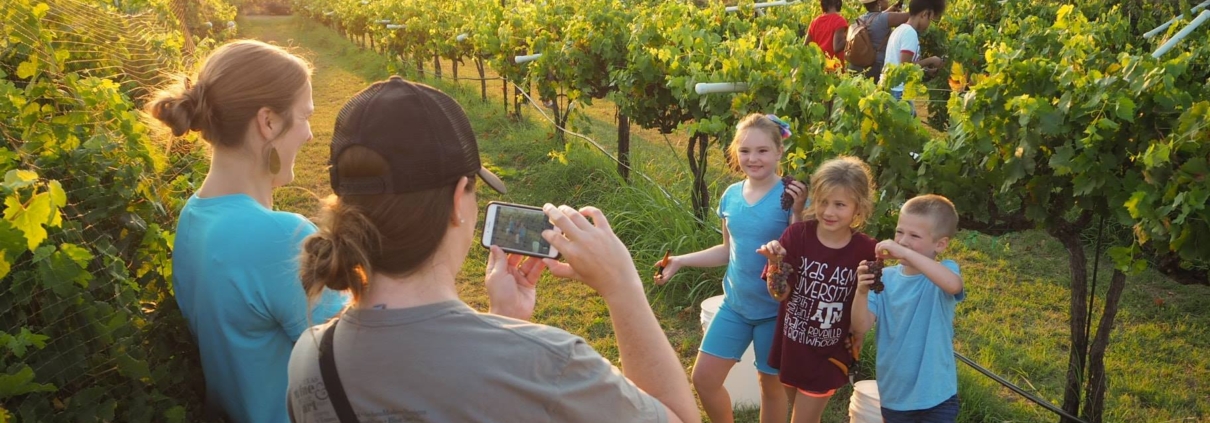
[867,259,886,293]
[780,176,796,210]
[766,256,794,301]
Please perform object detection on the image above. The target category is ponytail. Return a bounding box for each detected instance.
[300,196,383,306]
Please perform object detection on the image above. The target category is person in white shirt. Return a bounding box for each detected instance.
[882,0,946,114]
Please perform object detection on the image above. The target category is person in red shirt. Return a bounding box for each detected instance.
[806,0,849,65]
[758,156,878,423]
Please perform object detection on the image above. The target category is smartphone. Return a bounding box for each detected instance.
[481,201,560,259]
[894,0,904,10]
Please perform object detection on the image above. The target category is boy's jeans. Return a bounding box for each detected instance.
[881,394,960,423]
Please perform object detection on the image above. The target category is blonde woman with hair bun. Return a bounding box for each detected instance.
[147,39,347,423]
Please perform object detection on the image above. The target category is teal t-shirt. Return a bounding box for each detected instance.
[867,260,964,411]
[172,194,347,423]
[717,180,792,320]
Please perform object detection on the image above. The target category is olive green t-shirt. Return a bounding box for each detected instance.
[287,301,667,423]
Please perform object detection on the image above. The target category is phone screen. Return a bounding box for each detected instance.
[482,202,558,258]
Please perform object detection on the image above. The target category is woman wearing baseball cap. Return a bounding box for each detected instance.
[286,77,698,423]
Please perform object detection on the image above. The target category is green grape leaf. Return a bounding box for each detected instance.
[0,219,18,256]
[31,2,50,19]
[48,180,65,207]
[15,61,37,80]
[1108,245,1148,275]
[2,328,49,358]
[31,244,54,263]
[0,149,15,171]
[60,243,92,267]
[3,170,38,190]
[4,193,52,251]
[1038,110,1064,135]
[0,255,8,280]
[1124,191,1147,219]
[116,352,152,381]
[1141,143,1170,168]
[165,406,187,423]
[0,366,57,397]
[1049,145,1075,174]
[37,252,84,296]
[1115,97,1136,122]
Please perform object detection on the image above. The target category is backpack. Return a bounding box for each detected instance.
[845,16,876,68]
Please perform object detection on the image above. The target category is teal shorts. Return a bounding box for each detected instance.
[700,301,779,375]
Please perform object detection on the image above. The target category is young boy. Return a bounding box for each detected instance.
[851,194,965,422]
[882,0,946,111]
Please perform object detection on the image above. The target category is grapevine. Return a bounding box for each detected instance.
[1,0,234,420]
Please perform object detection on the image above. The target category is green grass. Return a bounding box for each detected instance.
[240,15,1209,423]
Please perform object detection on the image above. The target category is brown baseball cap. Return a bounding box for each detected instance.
[329,76,506,195]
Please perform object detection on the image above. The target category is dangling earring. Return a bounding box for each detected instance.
[267,146,281,175]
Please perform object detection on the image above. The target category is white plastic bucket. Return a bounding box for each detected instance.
[848,379,883,422]
[699,295,763,408]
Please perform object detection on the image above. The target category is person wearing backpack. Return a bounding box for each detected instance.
[806,0,848,66]
[846,0,910,80]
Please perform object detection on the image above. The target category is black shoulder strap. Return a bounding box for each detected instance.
[320,319,360,423]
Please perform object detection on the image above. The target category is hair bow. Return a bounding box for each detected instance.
[767,114,792,139]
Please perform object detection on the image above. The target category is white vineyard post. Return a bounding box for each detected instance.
[1144,0,1210,39]
[1152,10,1210,58]
[694,82,750,95]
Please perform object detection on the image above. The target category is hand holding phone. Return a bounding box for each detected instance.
[539,204,643,301]
[482,201,560,259]
[484,245,545,321]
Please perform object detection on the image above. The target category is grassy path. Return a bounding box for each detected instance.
[238,15,1209,423]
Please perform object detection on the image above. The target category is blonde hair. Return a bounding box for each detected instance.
[801,156,877,229]
[726,113,784,173]
[902,194,959,238]
[147,40,312,148]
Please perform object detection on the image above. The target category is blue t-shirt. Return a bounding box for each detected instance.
[172,194,347,423]
[717,180,792,320]
[867,260,964,411]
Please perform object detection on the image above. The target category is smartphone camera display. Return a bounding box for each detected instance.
[481,202,559,259]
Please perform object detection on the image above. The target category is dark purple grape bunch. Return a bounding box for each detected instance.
[780,175,796,210]
[864,259,886,294]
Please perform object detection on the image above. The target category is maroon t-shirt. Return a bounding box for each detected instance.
[767,220,877,392]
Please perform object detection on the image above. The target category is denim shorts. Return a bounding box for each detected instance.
[881,394,960,423]
[700,301,779,375]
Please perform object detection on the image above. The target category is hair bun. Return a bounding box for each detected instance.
[148,78,213,137]
[300,201,383,300]
[184,82,213,133]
